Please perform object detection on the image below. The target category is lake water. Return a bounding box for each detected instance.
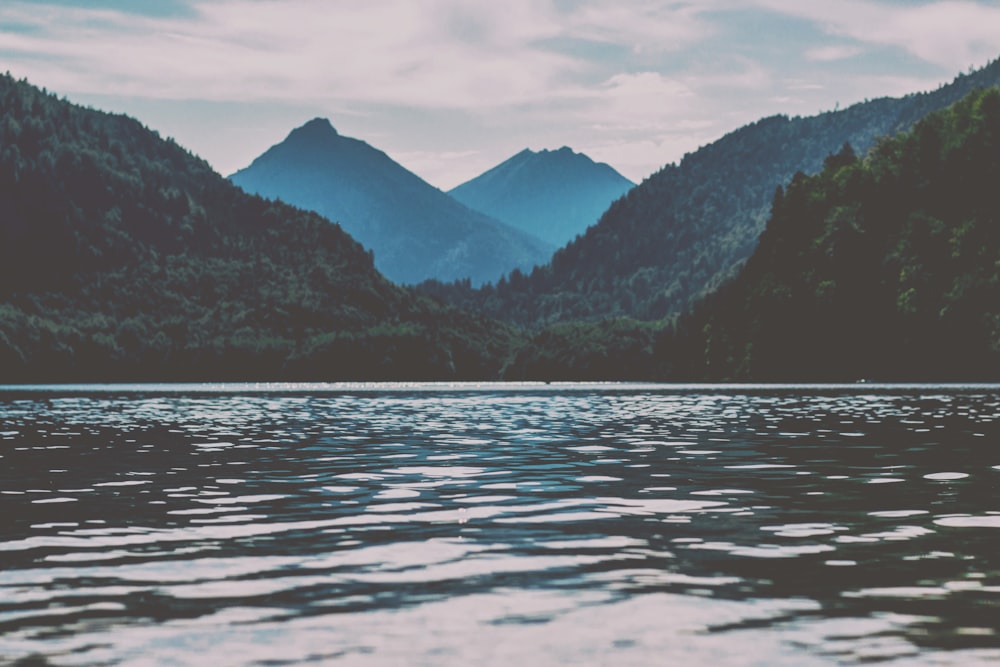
[2,383,1000,666]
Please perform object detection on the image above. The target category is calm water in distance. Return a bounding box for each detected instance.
[2,382,1000,665]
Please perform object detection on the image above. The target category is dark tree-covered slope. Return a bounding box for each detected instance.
[674,86,1000,381]
[0,74,522,381]
[426,57,1000,330]
[448,146,634,248]
[504,87,1000,381]
[229,119,553,286]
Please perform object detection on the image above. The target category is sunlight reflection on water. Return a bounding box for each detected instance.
[2,384,1000,665]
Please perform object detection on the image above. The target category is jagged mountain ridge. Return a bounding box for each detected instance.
[448,146,634,247]
[229,119,553,286]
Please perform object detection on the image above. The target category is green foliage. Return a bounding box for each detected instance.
[497,85,1000,382]
[673,87,1000,381]
[0,74,521,381]
[502,318,667,381]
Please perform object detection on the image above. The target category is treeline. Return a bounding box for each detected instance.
[503,87,1000,381]
[3,73,1000,382]
[0,74,521,381]
[680,87,1000,381]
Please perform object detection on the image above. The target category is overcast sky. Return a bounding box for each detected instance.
[2,0,1000,189]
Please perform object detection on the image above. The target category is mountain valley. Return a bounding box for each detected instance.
[229,119,553,286]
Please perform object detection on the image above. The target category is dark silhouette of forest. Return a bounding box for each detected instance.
[505,88,1000,381]
[3,66,1000,382]
[0,74,520,381]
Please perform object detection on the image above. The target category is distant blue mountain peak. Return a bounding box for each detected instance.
[448,144,634,248]
[287,117,339,144]
[228,120,552,285]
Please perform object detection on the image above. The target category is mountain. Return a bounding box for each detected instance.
[504,86,1000,381]
[228,119,553,286]
[673,85,1000,381]
[447,147,634,247]
[0,75,522,381]
[423,56,1000,330]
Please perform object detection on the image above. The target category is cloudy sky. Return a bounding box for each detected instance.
[2,0,999,189]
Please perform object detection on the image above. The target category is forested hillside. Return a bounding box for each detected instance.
[229,119,552,286]
[0,74,520,381]
[505,87,1000,381]
[425,57,1000,330]
[3,70,998,382]
[676,86,1000,381]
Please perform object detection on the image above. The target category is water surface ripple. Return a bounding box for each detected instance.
[2,383,1000,665]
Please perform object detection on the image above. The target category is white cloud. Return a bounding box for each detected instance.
[806,45,864,62]
[0,0,578,108]
[0,0,737,185]
[565,0,718,54]
[597,72,695,119]
[751,0,1000,71]
[391,148,486,190]
[1,0,995,188]
[0,0,735,111]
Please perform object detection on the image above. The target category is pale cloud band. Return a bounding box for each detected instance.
[752,0,1000,72]
[0,0,707,107]
[0,0,998,186]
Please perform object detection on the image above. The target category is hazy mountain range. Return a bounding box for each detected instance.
[2,56,1000,381]
[448,147,634,248]
[228,118,552,286]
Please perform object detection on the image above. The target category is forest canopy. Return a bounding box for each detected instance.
[0,74,520,381]
[3,73,1000,381]
[502,87,1000,381]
